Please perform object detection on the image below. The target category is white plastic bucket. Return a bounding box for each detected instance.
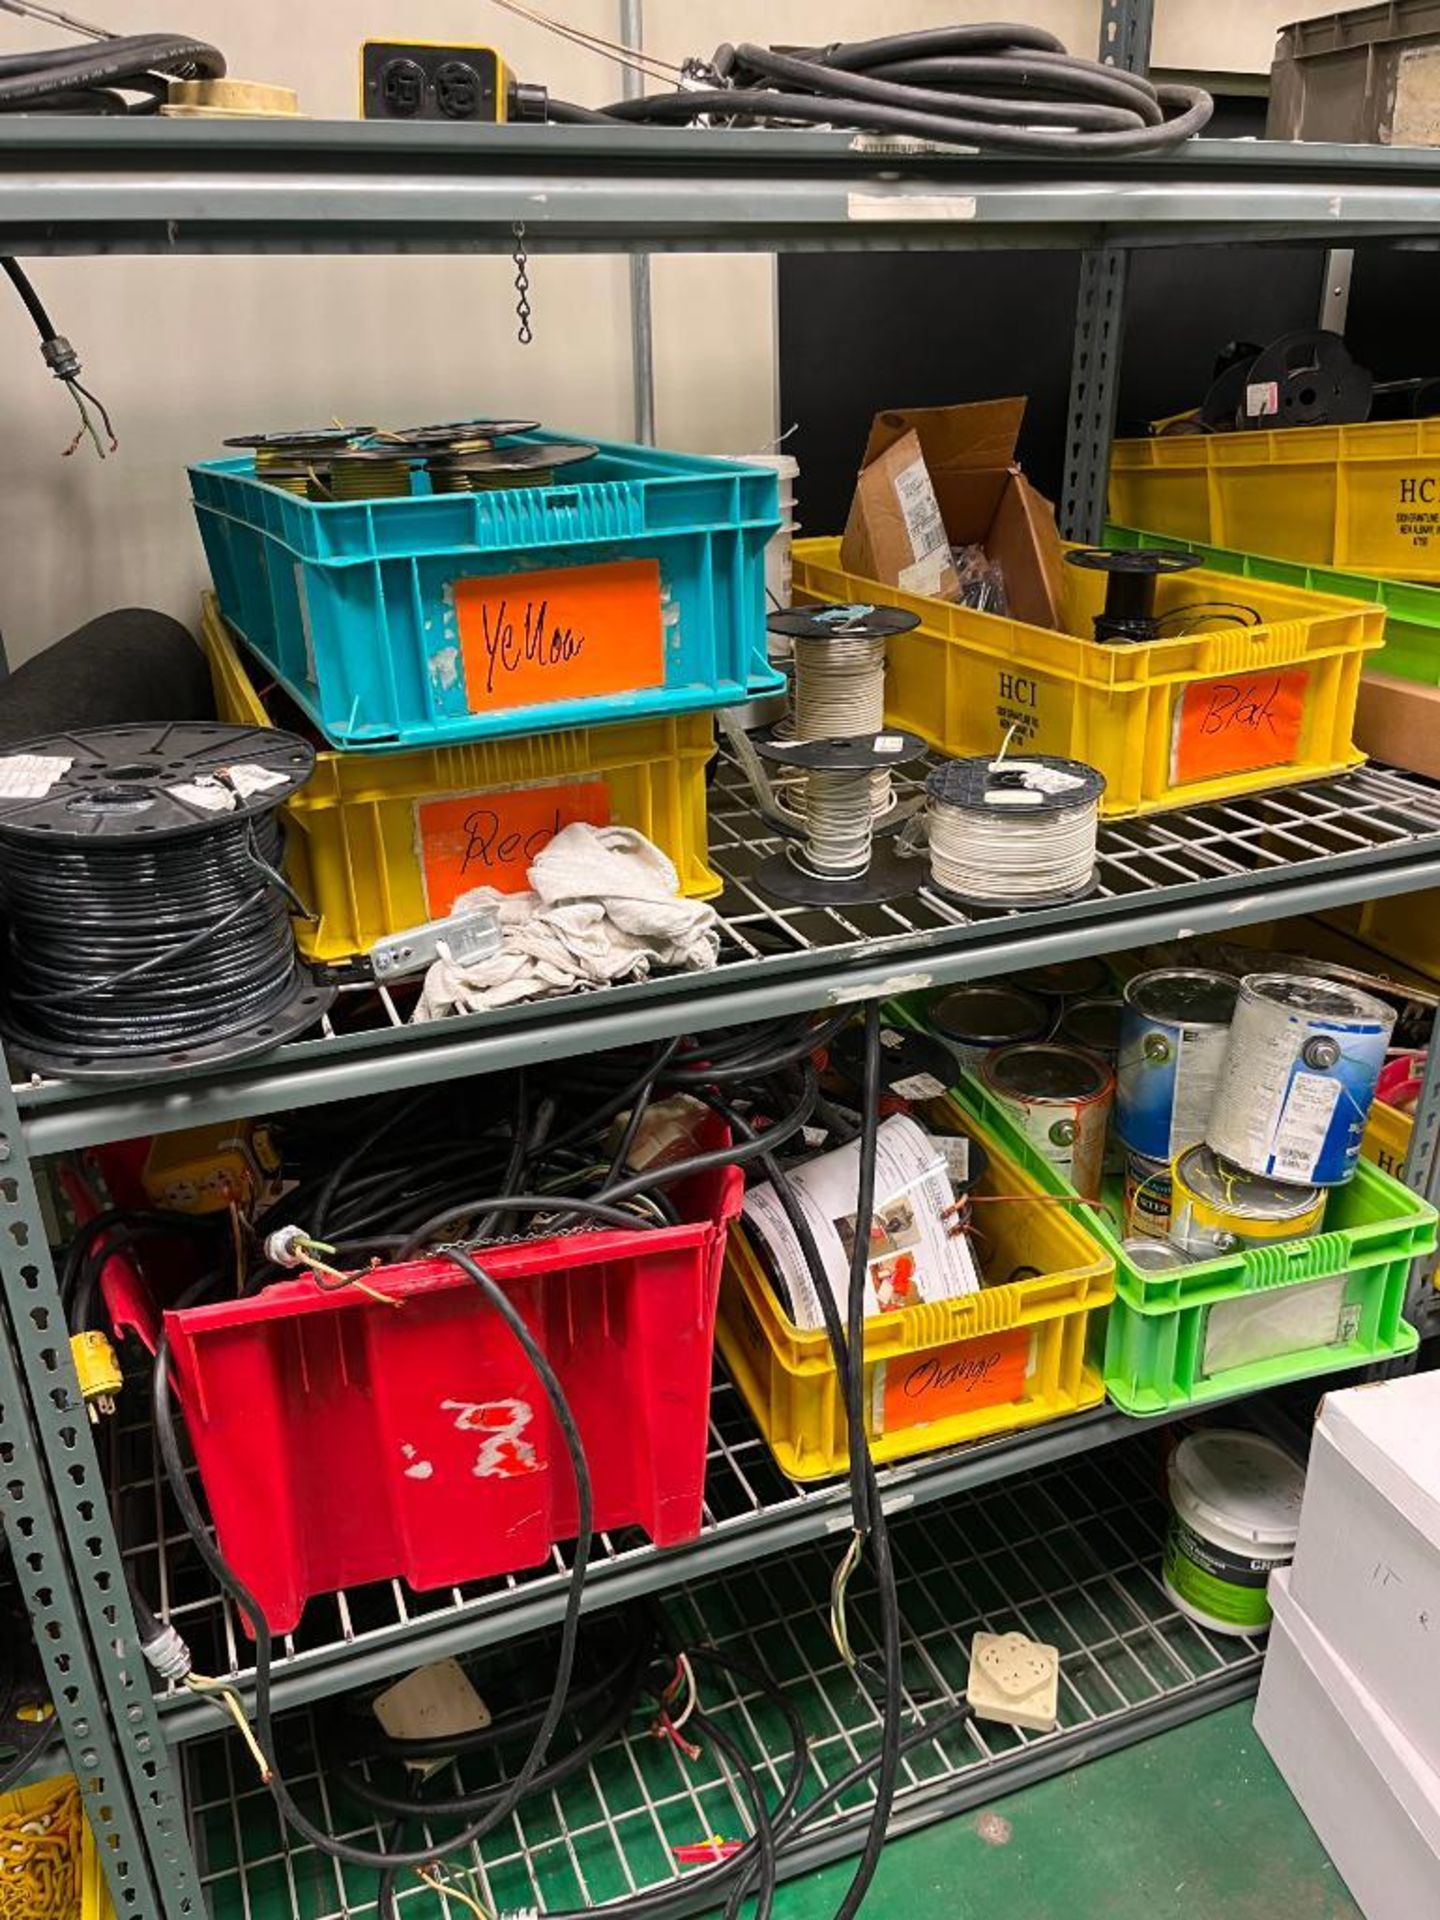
[1162,1428,1306,1637]
[739,453,801,618]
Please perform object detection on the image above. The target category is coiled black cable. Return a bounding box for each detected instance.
[0,812,304,1064]
[0,34,224,114]
[547,24,1212,155]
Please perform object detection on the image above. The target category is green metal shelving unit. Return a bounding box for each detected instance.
[6,4,1440,1913]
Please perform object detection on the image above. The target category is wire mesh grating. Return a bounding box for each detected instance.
[16,758,1440,1127]
[180,1436,1263,1920]
[106,1370,1156,1727]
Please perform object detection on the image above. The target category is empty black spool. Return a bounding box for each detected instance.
[1065,547,1201,644]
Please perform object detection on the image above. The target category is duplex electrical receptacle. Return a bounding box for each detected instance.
[361,42,509,122]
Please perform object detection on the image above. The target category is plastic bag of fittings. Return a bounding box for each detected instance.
[947,543,1007,614]
[741,1113,981,1332]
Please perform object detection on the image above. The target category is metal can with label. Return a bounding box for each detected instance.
[1055,996,1124,1062]
[1207,974,1396,1187]
[1116,969,1238,1162]
[1123,1147,1174,1240]
[1121,1236,1188,1275]
[980,1042,1113,1200]
[1170,1144,1325,1260]
[925,983,1050,1075]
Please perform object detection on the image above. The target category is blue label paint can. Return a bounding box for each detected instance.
[1207,975,1396,1187]
[1116,969,1239,1162]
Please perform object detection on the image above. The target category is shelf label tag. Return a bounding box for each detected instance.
[453,559,665,715]
[417,779,611,912]
[874,1324,1031,1436]
[1171,668,1309,786]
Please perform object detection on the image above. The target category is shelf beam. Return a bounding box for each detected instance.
[7,124,1440,254]
[20,812,1440,1153]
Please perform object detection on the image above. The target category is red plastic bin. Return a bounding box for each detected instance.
[163,1134,741,1634]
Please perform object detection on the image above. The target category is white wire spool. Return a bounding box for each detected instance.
[925,756,1106,909]
[751,728,929,907]
[769,605,919,824]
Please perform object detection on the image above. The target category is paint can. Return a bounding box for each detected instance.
[1123,1147,1174,1241]
[1010,957,1112,1006]
[980,1043,1113,1200]
[1207,974,1396,1187]
[1055,996,1124,1062]
[1121,1236,1188,1275]
[1116,969,1238,1162]
[1162,1429,1305,1637]
[1170,1144,1325,1260]
[924,984,1050,1075]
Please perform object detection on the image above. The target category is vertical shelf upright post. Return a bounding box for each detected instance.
[1059,0,1155,543]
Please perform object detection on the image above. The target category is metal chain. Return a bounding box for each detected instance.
[512,221,533,346]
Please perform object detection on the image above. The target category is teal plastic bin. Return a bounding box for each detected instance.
[190,435,784,749]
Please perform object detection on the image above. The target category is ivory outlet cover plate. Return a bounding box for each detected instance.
[968,1631,1060,1732]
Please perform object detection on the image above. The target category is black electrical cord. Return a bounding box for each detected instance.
[543,24,1212,155]
[62,1207,223,1333]
[0,34,223,113]
[129,1013,904,1914]
[333,1619,656,1826]
[0,1712,62,1798]
[0,815,304,1063]
[149,1239,595,1877]
[1,255,117,454]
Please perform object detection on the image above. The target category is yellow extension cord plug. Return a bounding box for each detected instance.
[69,1331,122,1422]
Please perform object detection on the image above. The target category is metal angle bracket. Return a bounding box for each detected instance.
[0,1060,204,1919]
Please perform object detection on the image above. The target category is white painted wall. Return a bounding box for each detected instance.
[0,2,1302,662]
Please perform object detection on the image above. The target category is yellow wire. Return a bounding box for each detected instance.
[297,1235,403,1308]
[185,1674,271,1782]
[417,1868,493,1920]
[829,1530,864,1669]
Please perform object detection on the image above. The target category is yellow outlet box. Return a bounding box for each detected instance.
[142,1122,277,1215]
[360,41,510,121]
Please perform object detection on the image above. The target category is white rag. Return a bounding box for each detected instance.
[413,822,720,1022]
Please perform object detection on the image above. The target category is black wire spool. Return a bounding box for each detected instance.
[1238,330,1373,431]
[0,723,334,1081]
[1065,546,1201,644]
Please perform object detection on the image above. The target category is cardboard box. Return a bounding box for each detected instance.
[1256,1567,1440,1920]
[839,398,1065,630]
[1287,1373,1440,1777]
[1354,671,1440,780]
[840,428,960,602]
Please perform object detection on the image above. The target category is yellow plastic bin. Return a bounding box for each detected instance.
[0,1773,116,1919]
[1108,419,1440,580]
[715,1096,1114,1480]
[1362,1100,1413,1181]
[1323,892,1440,988]
[792,536,1381,817]
[201,596,721,965]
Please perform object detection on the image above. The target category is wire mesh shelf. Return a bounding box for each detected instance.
[110,1367,1171,1741]
[18,758,1440,1153]
[181,1435,1264,1920]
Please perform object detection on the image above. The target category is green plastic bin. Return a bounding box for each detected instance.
[932,1062,1435,1418]
[1105,522,1440,687]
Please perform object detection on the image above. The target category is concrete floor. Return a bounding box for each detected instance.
[761,1703,1358,1920]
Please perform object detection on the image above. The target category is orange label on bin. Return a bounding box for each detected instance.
[454,560,665,715]
[1172,668,1309,785]
[417,780,611,913]
[875,1324,1031,1436]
